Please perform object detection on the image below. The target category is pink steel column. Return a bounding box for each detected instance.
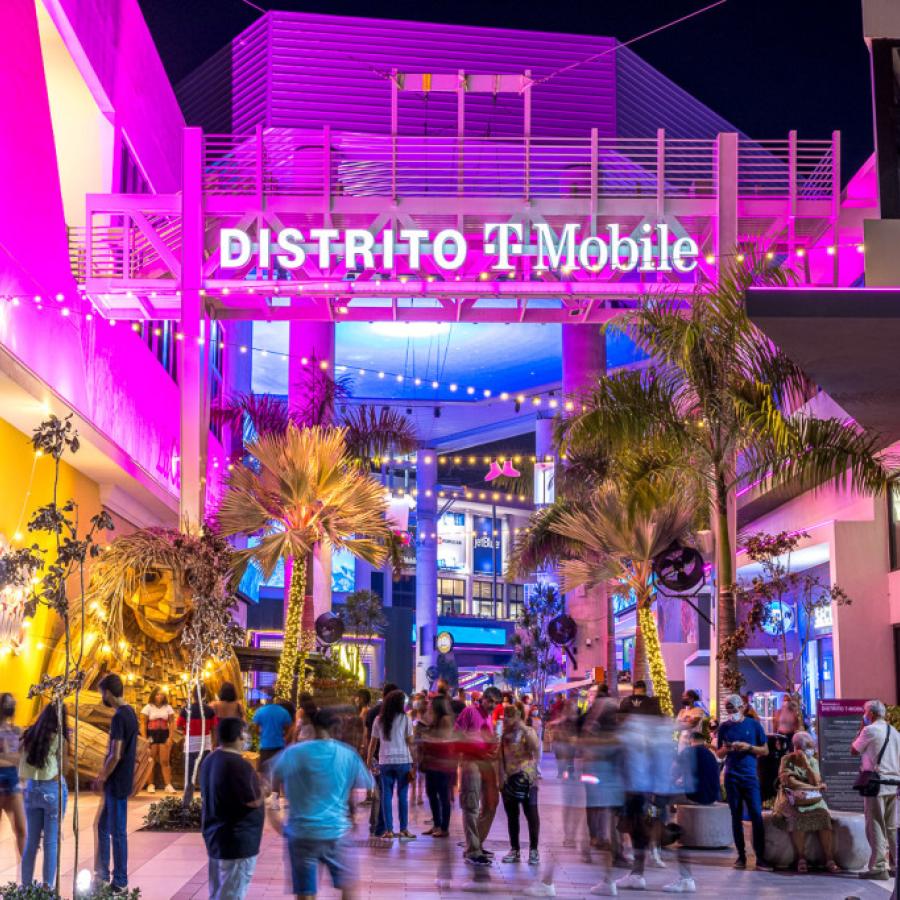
[560,324,608,678]
[415,449,438,691]
[288,321,337,624]
[180,127,208,528]
[715,133,739,272]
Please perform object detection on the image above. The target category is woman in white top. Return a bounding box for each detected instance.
[140,687,176,793]
[367,690,416,840]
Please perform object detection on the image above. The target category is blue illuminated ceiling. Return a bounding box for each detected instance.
[251,322,642,447]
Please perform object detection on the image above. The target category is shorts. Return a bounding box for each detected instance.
[286,835,356,895]
[0,766,19,795]
[148,729,170,745]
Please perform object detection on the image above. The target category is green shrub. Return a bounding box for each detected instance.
[0,884,140,899]
[142,795,202,831]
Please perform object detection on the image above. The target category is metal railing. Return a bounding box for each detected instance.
[201,129,837,201]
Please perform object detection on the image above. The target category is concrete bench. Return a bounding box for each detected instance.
[762,810,868,871]
[676,803,733,849]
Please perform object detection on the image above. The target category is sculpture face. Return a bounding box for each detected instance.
[123,569,192,643]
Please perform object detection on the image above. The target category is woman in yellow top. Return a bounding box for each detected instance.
[20,703,69,887]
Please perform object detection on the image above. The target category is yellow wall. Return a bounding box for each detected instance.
[0,416,104,723]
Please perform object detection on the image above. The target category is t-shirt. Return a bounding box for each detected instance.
[619,694,662,716]
[272,739,373,840]
[200,749,264,860]
[717,716,767,780]
[456,703,498,762]
[106,704,138,799]
[678,745,720,805]
[177,705,218,753]
[852,719,900,796]
[252,703,292,751]
[372,714,412,765]
[141,704,175,736]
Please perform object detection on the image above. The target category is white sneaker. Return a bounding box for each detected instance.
[649,847,667,868]
[523,883,557,897]
[146,783,155,794]
[589,879,618,896]
[616,874,647,891]
[663,878,696,893]
[164,784,176,794]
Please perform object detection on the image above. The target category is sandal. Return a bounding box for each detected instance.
[825,860,840,874]
[797,858,808,874]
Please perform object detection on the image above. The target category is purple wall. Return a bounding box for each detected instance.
[0,0,222,514]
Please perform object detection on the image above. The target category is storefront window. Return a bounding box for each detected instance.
[472,581,501,618]
[438,577,465,616]
[507,584,524,621]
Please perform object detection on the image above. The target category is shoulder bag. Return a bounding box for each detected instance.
[853,727,891,797]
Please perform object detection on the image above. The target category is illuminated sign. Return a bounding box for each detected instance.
[220,223,699,275]
[436,631,455,654]
[437,512,467,572]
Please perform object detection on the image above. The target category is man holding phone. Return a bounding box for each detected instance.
[716,693,772,871]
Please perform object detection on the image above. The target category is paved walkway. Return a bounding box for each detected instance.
[0,770,892,899]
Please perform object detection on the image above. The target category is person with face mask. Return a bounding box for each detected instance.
[772,731,838,874]
[715,693,772,871]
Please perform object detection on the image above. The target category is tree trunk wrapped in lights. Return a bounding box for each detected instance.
[637,602,673,716]
[278,558,308,699]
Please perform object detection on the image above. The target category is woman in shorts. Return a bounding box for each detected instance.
[140,687,176,793]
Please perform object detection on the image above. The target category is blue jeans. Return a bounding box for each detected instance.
[725,775,765,861]
[380,763,411,833]
[95,787,128,888]
[22,779,67,886]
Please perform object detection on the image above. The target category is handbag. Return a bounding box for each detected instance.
[503,771,532,801]
[853,728,891,797]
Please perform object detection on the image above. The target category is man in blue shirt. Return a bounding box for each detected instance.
[269,707,373,897]
[716,693,771,871]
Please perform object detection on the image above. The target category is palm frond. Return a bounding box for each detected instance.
[219,424,393,576]
[507,501,579,579]
[212,392,291,440]
[339,404,419,460]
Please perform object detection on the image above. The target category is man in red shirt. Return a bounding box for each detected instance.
[456,686,502,866]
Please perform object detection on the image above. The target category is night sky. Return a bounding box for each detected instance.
[139,0,873,182]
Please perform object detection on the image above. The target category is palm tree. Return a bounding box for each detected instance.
[566,253,893,710]
[510,461,699,715]
[219,425,393,699]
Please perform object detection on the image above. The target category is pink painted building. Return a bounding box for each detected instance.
[1,2,895,703]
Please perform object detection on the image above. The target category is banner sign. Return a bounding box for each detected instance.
[220,223,699,275]
[472,515,502,575]
[816,699,866,812]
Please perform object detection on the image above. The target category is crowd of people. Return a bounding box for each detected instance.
[1,675,900,896]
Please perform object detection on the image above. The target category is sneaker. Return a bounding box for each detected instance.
[482,848,495,857]
[859,869,890,880]
[732,857,746,870]
[502,849,521,863]
[589,880,618,896]
[616,874,646,891]
[164,784,176,794]
[398,830,417,841]
[529,849,540,866]
[146,784,155,794]
[523,883,557,897]
[649,847,667,868]
[663,878,697,893]
[464,853,492,868]
[754,860,774,872]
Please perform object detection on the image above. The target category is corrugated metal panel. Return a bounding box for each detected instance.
[179,11,617,138]
[615,46,744,139]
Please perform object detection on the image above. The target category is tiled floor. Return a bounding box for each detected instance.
[0,770,893,899]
